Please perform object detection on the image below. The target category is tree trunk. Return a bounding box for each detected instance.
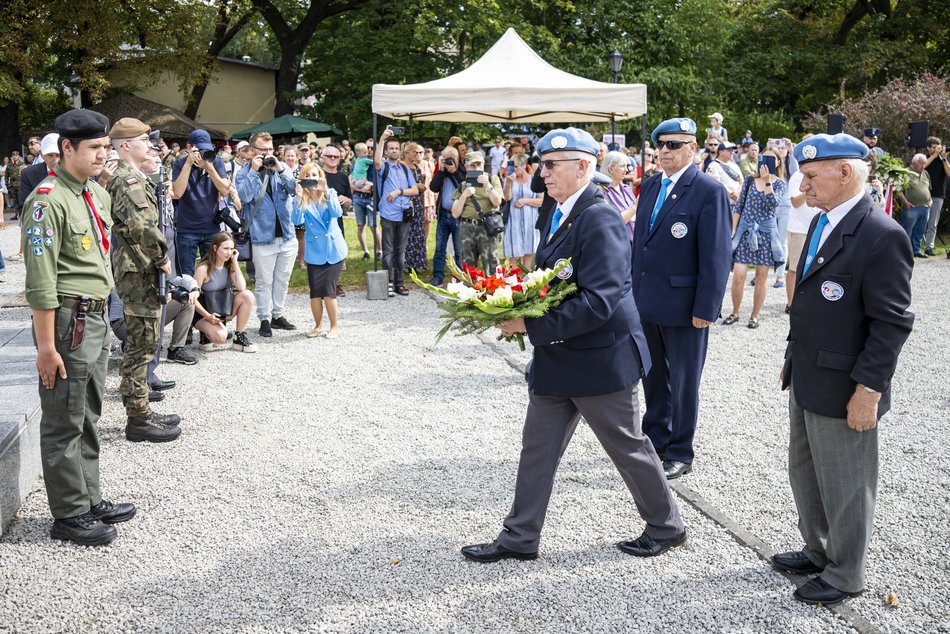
[273,47,302,117]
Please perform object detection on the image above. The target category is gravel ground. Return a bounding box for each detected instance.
[1,221,947,633]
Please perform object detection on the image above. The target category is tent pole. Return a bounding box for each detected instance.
[610,115,616,150]
[409,115,414,140]
[641,113,647,174]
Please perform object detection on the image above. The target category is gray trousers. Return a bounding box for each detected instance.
[924,197,944,250]
[788,385,878,593]
[496,383,684,553]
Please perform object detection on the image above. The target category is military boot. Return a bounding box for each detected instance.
[126,413,181,443]
[50,511,117,546]
[149,411,181,426]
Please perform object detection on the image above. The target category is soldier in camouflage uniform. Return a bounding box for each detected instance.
[105,118,181,443]
[6,151,23,217]
[451,151,504,272]
[23,109,137,546]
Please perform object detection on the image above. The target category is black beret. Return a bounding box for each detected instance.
[55,109,110,141]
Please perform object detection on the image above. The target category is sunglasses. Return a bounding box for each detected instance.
[656,140,691,150]
[323,154,340,159]
[540,158,581,170]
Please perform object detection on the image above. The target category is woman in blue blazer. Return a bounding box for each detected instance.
[291,163,348,338]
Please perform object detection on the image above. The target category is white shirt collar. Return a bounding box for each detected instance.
[817,189,865,249]
[664,162,692,188]
[551,181,590,233]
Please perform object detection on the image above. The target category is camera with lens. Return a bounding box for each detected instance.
[201,149,217,162]
[443,157,454,166]
[167,284,191,304]
[214,205,244,233]
[262,156,279,169]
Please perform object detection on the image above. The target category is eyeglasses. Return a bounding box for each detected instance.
[323,154,340,159]
[656,140,691,150]
[251,146,273,153]
[540,158,581,170]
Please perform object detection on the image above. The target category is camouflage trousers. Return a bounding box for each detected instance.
[459,221,499,272]
[120,307,161,417]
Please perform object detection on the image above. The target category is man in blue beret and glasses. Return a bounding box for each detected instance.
[461,127,685,564]
[774,133,913,606]
[631,117,732,480]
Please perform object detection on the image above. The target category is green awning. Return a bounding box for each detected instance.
[231,115,343,139]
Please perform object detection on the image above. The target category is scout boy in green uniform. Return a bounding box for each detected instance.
[23,109,136,546]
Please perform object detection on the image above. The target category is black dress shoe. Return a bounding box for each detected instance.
[150,379,176,391]
[90,500,137,524]
[461,541,538,563]
[50,512,117,546]
[793,577,862,606]
[270,315,297,330]
[771,550,823,575]
[148,391,164,403]
[617,530,687,557]
[663,460,692,479]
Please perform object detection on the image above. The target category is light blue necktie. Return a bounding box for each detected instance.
[549,207,563,238]
[648,178,673,233]
[801,213,829,275]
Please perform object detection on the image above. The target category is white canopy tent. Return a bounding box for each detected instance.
[372,28,647,125]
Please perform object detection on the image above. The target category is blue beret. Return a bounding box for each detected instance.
[55,109,110,141]
[794,133,869,164]
[536,127,599,156]
[651,118,696,144]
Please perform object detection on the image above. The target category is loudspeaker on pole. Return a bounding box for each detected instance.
[906,121,929,148]
[827,114,846,135]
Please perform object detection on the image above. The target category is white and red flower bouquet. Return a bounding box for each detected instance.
[409,258,577,350]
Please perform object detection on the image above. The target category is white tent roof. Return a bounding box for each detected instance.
[372,29,646,124]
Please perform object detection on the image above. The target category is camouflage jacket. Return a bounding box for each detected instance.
[106,160,169,310]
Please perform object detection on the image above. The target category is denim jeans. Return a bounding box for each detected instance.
[0,246,6,273]
[924,197,944,250]
[353,193,376,227]
[381,218,410,288]
[900,206,930,254]
[175,232,215,277]
[431,211,461,282]
[251,236,297,321]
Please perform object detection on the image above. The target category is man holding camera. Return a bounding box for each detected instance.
[236,131,298,336]
[450,151,503,272]
[172,129,231,276]
[106,118,181,443]
[374,127,420,296]
[427,145,465,286]
[923,136,950,256]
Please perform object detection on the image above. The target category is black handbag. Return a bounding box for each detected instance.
[471,196,504,237]
[200,288,234,321]
[500,199,512,225]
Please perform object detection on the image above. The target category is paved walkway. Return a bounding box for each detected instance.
[0,221,947,633]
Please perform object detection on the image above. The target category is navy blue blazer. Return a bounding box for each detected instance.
[525,183,651,397]
[782,194,914,419]
[631,164,732,326]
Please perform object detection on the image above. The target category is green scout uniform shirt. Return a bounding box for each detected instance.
[453,173,504,220]
[106,160,169,314]
[738,157,757,179]
[23,167,114,309]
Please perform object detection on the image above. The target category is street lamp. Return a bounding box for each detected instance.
[608,49,623,149]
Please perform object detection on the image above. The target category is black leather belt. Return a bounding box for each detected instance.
[59,296,106,313]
